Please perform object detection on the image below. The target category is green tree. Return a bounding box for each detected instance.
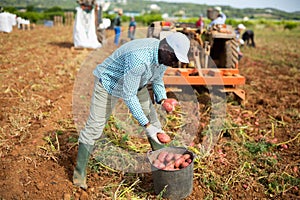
[45,6,63,13]
[26,5,35,12]
[3,6,17,13]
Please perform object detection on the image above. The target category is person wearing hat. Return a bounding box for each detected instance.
[73,32,190,189]
[235,23,246,60]
[209,6,226,27]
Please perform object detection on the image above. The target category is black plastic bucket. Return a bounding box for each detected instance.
[147,147,194,199]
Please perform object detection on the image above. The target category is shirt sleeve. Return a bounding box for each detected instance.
[151,65,168,104]
[122,58,149,126]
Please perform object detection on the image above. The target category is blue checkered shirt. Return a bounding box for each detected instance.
[93,38,168,126]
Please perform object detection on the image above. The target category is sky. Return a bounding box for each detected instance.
[154,0,300,13]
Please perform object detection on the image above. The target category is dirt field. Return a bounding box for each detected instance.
[0,25,299,199]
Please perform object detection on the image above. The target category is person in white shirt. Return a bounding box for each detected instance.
[209,7,226,27]
[235,24,246,60]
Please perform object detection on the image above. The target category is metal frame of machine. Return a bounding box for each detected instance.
[147,21,246,102]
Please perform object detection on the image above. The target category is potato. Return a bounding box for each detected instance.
[174,157,185,168]
[157,151,168,163]
[157,162,166,169]
[154,151,192,170]
[183,153,191,160]
[165,160,175,168]
[164,98,179,106]
[163,163,175,171]
[162,166,170,170]
[164,167,179,171]
[153,159,166,169]
[174,153,182,160]
[165,152,174,162]
[153,159,161,168]
[163,102,173,112]
[180,161,190,168]
[157,133,171,143]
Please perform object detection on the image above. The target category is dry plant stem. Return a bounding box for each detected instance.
[114,178,140,199]
[97,162,118,173]
[114,179,125,200]
[119,178,140,197]
[67,143,77,152]
[55,132,60,152]
[22,156,37,168]
[276,132,300,146]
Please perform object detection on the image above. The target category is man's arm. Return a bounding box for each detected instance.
[151,65,168,104]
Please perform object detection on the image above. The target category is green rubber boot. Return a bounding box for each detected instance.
[73,143,94,190]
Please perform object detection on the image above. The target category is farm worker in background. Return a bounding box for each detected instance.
[242,30,256,47]
[73,32,190,189]
[195,14,205,30]
[73,1,102,49]
[235,23,246,60]
[209,6,226,27]
[113,10,122,45]
[16,16,22,29]
[128,16,136,40]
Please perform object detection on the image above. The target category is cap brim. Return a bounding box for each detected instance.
[175,52,189,63]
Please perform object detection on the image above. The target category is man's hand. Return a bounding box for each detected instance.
[145,124,171,144]
[145,124,162,144]
[162,98,179,112]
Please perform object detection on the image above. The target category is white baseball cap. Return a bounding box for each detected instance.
[214,6,222,12]
[238,24,246,30]
[166,32,190,63]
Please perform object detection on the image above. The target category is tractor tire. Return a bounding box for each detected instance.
[224,39,239,68]
[231,39,239,67]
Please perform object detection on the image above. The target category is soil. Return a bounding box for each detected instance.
[0,25,299,200]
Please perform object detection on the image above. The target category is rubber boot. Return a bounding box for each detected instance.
[73,143,94,190]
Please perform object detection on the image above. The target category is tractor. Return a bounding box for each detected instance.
[147,11,245,102]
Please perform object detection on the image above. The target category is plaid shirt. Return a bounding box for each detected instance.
[93,38,168,126]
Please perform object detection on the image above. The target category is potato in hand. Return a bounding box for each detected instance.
[157,132,171,143]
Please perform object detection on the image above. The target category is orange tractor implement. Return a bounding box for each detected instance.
[147,20,246,102]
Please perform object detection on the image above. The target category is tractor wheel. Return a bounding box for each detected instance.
[231,39,239,67]
[225,39,239,68]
